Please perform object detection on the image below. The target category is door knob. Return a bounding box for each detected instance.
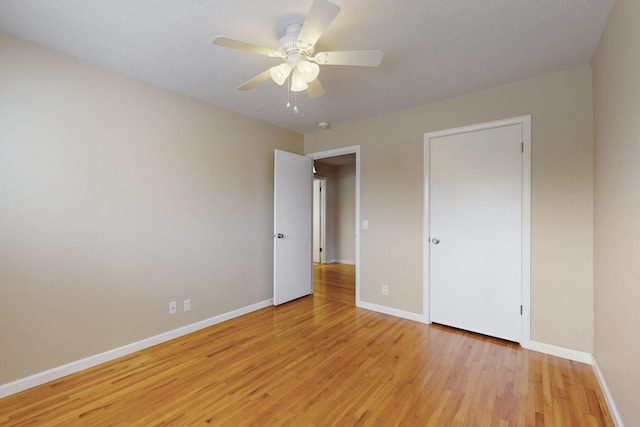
[432,238,440,245]
[274,233,284,239]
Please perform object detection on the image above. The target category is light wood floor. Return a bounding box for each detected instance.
[1,263,613,426]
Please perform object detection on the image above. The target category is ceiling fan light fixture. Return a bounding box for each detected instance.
[286,52,304,66]
[290,69,309,92]
[213,0,384,97]
[297,60,320,83]
[270,63,292,85]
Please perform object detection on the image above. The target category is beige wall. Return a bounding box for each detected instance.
[335,163,356,264]
[592,0,640,424]
[0,32,303,384]
[305,66,594,352]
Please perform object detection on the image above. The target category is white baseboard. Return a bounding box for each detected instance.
[325,259,355,265]
[3,299,622,427]
[0,299,273,399]
[357,301,427,323]
[357,304,623,424]
[353,304,594,367]
[353,304,594,368]
[524,340,593,364]
[592,355,625,427]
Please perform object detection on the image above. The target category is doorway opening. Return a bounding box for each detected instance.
[313,263,356,306]
[308,146,360,306]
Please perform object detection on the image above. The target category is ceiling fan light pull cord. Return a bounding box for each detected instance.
[294,92,299,114]
[286,75,291,108]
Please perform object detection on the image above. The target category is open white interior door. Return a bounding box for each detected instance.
[273,150,313,305]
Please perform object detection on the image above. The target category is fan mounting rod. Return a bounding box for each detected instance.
[279,23,313,57]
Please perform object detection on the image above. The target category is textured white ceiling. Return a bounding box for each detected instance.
[0,0,613,133]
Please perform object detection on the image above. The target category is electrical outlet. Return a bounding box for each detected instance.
[169,301,177,315]
[382,285,389,296]
[183,299,191,312]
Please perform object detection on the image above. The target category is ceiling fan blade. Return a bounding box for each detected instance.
[307,79,325,98]
[311,50,383,67]
[213,36,281,58]
[297,0,341,50]
[237,69,272,91]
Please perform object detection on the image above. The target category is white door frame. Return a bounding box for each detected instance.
[313,177,327,264]
[307,146,361,306]
[423,116,531,346]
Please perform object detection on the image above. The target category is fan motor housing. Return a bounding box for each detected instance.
[279,23,313,56]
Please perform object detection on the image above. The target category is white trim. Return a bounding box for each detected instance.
[592,355,625,427]
[307,146,361,306]
[0,299,273,399]
[326,259,355,265]
[524,340,592,364]
[423,138,432,323]
[313,177,327,265]
[521,117,532,346]
[423,115,532,347]
[357,301,427,323]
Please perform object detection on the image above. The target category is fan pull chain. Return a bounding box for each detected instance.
[284,75,299,114]
[285,75,291,108]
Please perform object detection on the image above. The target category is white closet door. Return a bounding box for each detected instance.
[430,124,522,342]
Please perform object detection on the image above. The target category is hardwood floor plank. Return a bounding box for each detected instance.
[0,263,613,426]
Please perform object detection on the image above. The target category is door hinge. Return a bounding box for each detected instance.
[319,248,323,252]
[521,142,524,153]
[520,305,523,315]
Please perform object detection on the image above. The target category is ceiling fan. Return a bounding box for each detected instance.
[212,0,383,98]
